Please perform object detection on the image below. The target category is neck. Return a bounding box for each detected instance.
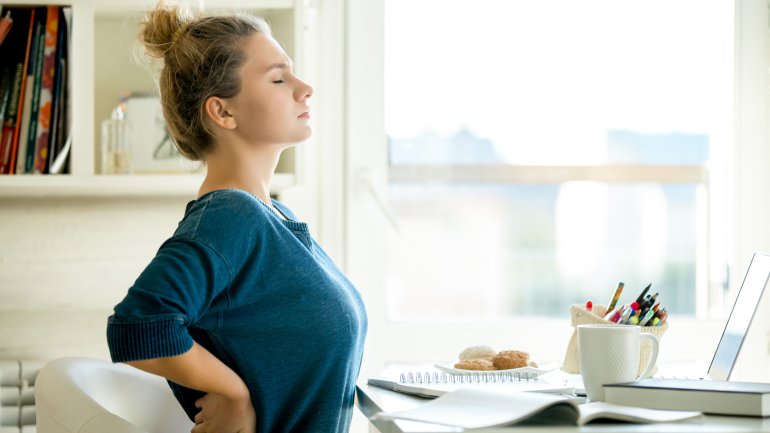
[198,142,283,204]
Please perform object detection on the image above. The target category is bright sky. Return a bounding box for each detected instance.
[384,0,731,164]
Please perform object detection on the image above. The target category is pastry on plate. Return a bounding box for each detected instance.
[491,350,530,370]
[454,358,496,371]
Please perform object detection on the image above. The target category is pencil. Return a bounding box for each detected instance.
[606,282,624,313]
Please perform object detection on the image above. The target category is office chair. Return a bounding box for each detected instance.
[35,357,193,433]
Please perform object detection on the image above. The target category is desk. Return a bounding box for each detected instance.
[356,382,770,433]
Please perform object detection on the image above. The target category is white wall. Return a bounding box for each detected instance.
[0,196,190,361]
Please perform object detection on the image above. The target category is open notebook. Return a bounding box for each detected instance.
[368,364,573,398]
[374,388,702,428]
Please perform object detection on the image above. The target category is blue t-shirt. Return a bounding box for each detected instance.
[107,189,367,433]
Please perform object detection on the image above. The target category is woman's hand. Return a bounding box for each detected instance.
[191,392,256,433]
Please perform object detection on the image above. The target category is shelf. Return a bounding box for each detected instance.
[92,0,293,15]
[0,173,294,197]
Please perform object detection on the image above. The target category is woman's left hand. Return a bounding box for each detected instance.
[192,392,256,433]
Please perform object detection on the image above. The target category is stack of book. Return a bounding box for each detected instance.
[0,5,71,175]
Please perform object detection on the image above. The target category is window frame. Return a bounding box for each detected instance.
[331,0,770,370]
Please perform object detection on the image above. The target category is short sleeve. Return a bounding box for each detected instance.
[107,237,231,362]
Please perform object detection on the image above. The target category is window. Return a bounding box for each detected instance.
[383,0,732,320]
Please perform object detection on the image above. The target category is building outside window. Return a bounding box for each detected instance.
[382,0,732,321]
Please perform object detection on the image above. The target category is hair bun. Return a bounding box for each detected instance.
[141,4,191,58]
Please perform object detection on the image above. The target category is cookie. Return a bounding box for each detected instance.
[454,358,496,371]
[492,350,530,370]
[458,345,496,361]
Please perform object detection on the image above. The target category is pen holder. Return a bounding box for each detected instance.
[561,304,668,376]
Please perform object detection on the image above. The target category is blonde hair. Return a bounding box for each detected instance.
[140,3,271,160]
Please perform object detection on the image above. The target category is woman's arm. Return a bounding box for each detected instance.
[127,342,256,433]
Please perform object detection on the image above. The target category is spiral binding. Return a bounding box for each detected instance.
[398,370,540,384]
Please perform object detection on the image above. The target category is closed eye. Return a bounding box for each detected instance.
[273,80,284,84]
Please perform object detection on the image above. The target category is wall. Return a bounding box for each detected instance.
[0,196,190,361]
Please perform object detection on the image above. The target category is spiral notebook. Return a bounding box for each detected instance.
[368,369,573,398]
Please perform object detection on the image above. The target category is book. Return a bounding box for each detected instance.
[374,387,703,428]
[21,7,47,174]
[0,7,33,174]
[0,10,12,47]
[48,7,70,174]
[32,5,59,174]
[14,7,44,174]
[368,369,574,398]
[604,378,770,417]
[46,7,67,173]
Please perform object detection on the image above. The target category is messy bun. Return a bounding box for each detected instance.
[138,3,271,161]
[140,4,192,59]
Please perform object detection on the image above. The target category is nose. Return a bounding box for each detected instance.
[296,79,313,101]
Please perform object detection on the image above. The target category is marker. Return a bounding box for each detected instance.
[586,300,593,312]
[606,282,625,313]
[628,315,640,325]
[635,284,652,305]
[618,306,633,324]
[638,308,656,326]
[605,309,622,323]
[651,317,661,326]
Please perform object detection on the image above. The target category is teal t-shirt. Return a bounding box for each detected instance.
[107,189,368,433]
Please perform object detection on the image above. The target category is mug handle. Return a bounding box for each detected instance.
[636,333,659,380]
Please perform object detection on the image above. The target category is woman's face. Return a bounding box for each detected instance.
[226,33,313,147]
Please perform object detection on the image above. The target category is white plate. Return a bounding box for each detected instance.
[434,361,558,377]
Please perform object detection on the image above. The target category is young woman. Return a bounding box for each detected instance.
[106,4,367,433]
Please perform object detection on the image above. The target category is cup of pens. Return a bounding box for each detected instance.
[561,282,669,376]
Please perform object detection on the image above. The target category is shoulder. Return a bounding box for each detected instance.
[271,199,298,220]
[176,189,275,242]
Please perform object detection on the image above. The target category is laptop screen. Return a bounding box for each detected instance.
[708,252,770,380]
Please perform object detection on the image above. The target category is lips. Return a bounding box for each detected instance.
[298,107,310,119]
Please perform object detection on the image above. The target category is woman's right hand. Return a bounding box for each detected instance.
[191,392,256,433]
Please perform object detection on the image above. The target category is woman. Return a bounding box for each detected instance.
[106,4,367,433]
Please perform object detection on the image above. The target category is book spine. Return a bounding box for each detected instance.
[0,11,12,46]
[0,63,24,174]
[32,5,58,174]
[47,8,66,172]
[0,8,35,174]
[23,8,46,174]
[0,69,12,170]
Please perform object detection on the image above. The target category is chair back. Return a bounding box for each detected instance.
[35,357,193,433]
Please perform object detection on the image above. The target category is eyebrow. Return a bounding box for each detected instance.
[265,62,291,73]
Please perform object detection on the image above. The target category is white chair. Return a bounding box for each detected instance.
[35,357,193,433]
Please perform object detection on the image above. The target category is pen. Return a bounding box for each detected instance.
[635,284,652,305]
[607,282,624,313]
[638,308,656,326]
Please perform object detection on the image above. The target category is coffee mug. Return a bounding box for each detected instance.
[578,324,659,401]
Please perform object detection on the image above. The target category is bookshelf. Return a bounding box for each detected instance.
[0,0,306,197]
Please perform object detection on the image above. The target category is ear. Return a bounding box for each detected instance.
[204,96,237,130]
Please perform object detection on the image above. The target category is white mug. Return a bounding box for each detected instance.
[578,324,659,402]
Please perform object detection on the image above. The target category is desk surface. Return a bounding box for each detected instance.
[356,382,770,433]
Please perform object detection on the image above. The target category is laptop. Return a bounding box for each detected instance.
[653,251,770,381]
[704,251,770,380]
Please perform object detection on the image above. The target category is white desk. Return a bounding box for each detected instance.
[356,382,770,433]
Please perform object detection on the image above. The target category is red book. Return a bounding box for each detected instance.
[0,7,34,174]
